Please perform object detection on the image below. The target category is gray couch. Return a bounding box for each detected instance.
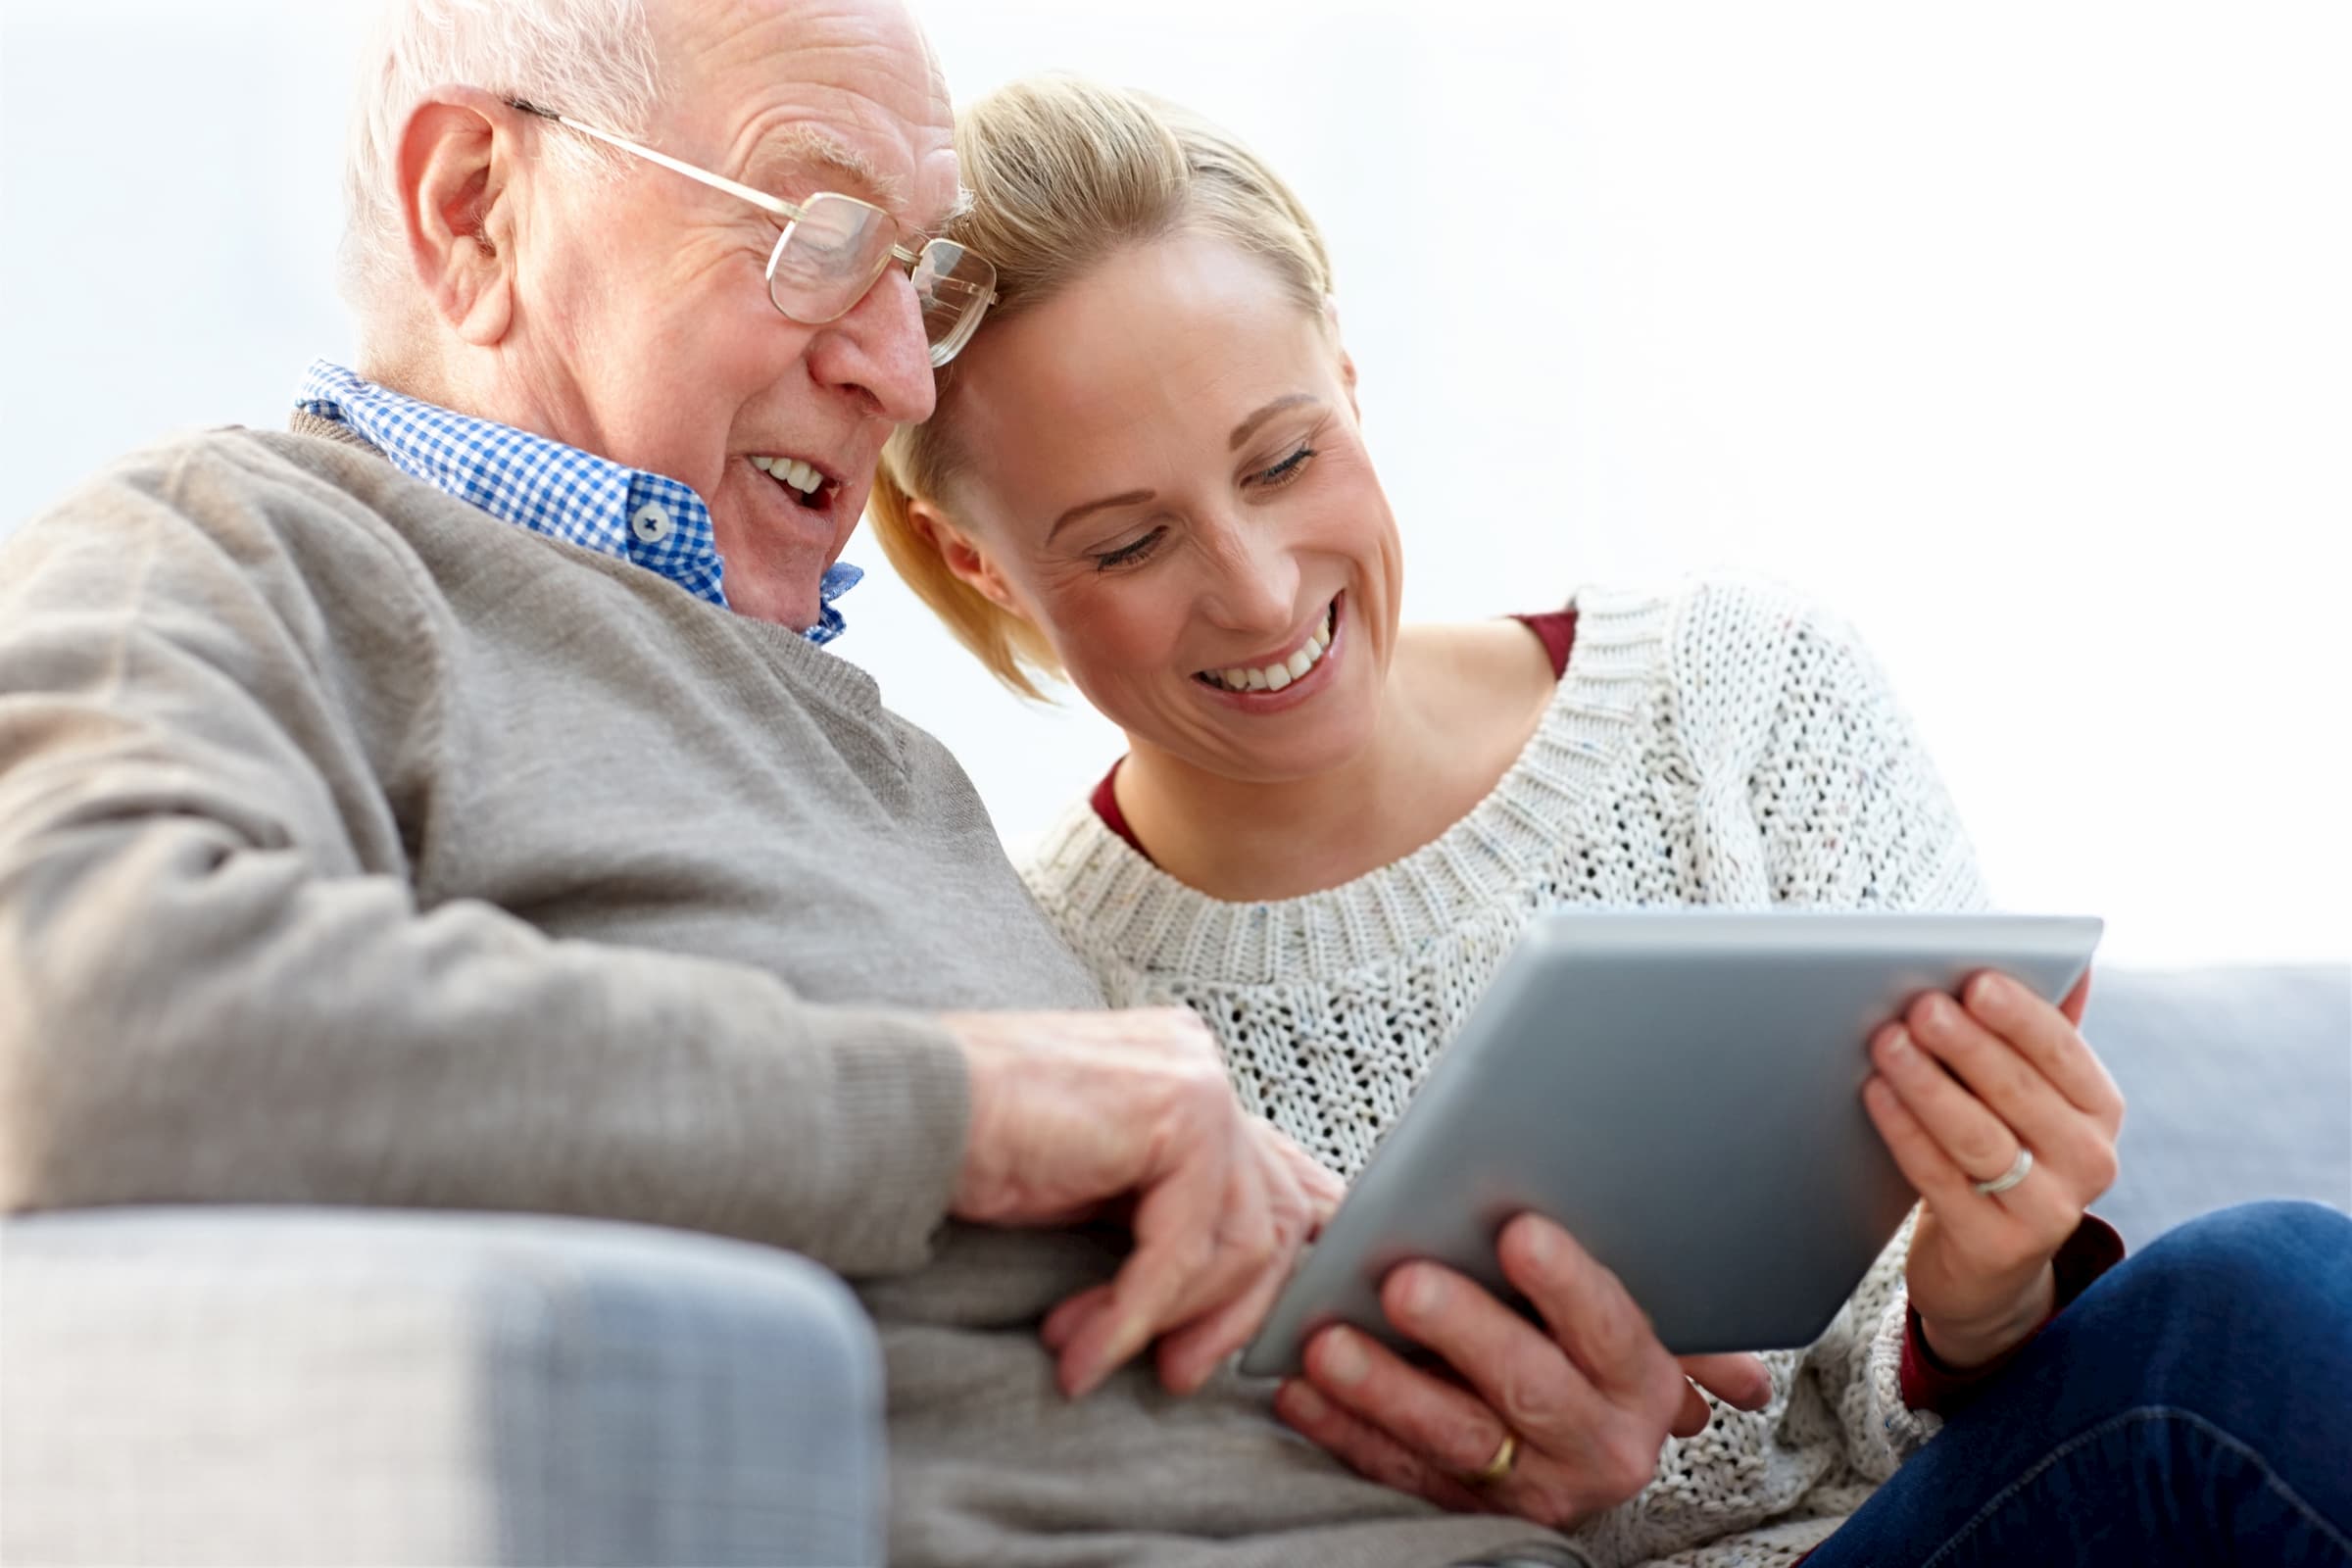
[4,965,2345,1567]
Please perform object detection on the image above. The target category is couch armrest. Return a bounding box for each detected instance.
[0,1207,885,1566]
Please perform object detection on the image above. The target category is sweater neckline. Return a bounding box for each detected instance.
[1023,586,1675,984]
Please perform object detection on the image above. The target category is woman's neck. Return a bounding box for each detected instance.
[1112,620,1556,903]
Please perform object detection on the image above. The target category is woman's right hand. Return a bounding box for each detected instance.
[944,1005,1345,1398]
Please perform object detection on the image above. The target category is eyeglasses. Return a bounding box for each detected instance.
[507,99,998,368]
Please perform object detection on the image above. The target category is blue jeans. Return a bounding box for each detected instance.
[1806,1200,2352,1567]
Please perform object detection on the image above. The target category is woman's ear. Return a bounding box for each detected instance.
[909,499,1027,617]
[398,89,527,346]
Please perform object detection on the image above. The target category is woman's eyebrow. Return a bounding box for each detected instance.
[1228,394,1320,451]
[1047,491,1157,544]
[1044,397,1326,544]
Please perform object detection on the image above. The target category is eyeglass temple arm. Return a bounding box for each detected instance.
[505,97,804,226]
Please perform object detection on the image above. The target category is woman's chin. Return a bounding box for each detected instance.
[1157,698,1379,788]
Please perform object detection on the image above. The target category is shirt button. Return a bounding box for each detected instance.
[631,503,672,544]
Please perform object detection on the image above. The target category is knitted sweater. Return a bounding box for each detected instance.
[1020,579,1993,1568]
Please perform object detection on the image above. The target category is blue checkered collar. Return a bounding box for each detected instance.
[294,360,860,646]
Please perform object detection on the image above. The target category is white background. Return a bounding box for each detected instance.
[4,1,2346,964]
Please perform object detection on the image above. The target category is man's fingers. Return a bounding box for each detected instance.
[1678,1352,1773,1412]
[1301,1323,1530,1480]
[1152,1127,1334,1390]
[1043,1283,1115,1355]
[1058,1122,1329,1396]
[1495,1214,1680,1404]
[1060,1134,1248,1396]
[1275,1379,1488,1514]
[1270,1130,1346,1231]
[1669,1379,1713,1440]
[1153,1250,1291,1395]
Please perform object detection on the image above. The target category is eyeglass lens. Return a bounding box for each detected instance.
[765,193,996,363]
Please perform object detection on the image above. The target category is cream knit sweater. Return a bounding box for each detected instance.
[1020,577,1993,1568]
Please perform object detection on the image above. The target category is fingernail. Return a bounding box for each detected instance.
[1879,1027,1913,1061]
[1322,1329,1368,1387]
[1282,1381,1326,1422]
[1396,1266,1441,1319]
[1518,1216,1559,1266]
[1969,972,2011,1012]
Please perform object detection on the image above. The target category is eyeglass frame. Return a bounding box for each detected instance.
[504,97,998,367]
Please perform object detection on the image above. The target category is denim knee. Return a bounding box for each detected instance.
[2130,1200,2352,1311]
[2084,1200,2352,1388]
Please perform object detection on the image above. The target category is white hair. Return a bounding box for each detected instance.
[338,0,664,334]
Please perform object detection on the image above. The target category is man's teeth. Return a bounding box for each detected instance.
[750,455,825,495]
[1202,603,1337,693]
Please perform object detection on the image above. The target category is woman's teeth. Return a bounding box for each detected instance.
[1200,602,1337,694]
[750,455,825,498]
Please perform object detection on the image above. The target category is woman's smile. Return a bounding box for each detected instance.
[1191,592,1344,710]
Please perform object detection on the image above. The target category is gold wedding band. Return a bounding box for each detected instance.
[1464,1430,1518,1487]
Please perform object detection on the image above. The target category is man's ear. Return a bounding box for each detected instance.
[909,500,1025,617]
[398,89,526,347]
[1324,295,1360,417]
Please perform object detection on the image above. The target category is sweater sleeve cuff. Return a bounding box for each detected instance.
[1898,1213,2127,1413]
[799,1011,972,1277]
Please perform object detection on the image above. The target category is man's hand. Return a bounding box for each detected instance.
[1274,1214,1772,1527]
[1864,968,2124,1368]
[944,1006,1343,1398]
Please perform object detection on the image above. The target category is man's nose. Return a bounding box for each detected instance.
[808,269,937,425]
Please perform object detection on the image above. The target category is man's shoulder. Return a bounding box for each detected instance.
[12,422,604,617]
[2,424,479,653]
[19,422,426,556]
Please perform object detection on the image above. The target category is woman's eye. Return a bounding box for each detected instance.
[1254,444,1315,488]
[1092,527,1165,571]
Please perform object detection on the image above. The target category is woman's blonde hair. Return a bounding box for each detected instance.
[870,76,1335,699]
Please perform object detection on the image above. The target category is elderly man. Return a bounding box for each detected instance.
[0,2,1753,1565]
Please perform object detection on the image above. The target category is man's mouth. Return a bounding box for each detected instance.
[749,453,837,512]
[1193,595,1341,694]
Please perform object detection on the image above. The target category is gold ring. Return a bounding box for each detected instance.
[1463,1430,1518,1487]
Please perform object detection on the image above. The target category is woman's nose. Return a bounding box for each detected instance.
[1198,522,1299,636]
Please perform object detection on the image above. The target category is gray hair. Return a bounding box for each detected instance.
[338,0,663,329]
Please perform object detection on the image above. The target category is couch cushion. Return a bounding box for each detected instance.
[0,1208,885,1567]
[2084,965,2350,1248]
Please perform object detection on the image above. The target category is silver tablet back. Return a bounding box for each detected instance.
[1239,909,2102,1379]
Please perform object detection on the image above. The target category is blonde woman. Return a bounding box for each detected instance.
[869,75,2350,1568]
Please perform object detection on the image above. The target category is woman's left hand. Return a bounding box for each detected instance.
[1862,968,2125,1369]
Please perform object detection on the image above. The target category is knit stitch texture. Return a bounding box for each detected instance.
[1021,577,1993,1568]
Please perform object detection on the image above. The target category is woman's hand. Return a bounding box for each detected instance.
[1862,968,2124,1368]
[1272,1214,1773,1528]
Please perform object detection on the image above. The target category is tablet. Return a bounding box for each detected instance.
[1237,909,2102,1379]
